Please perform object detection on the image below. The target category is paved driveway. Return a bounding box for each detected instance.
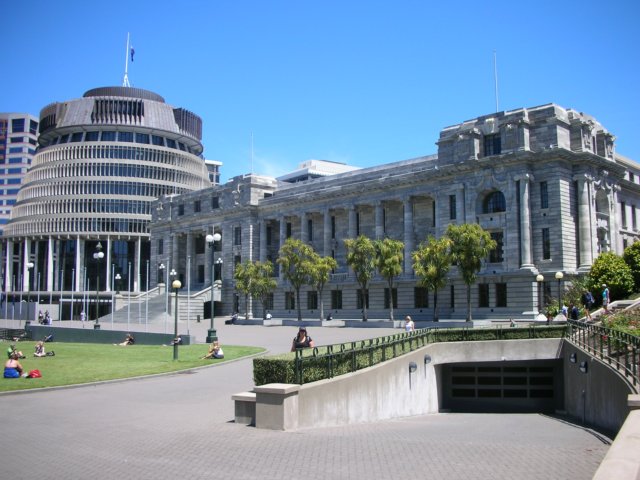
[0,321,609,479]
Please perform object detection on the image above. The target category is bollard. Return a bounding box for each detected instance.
[197,315,201,323]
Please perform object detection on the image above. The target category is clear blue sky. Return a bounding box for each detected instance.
[3,0,639,182]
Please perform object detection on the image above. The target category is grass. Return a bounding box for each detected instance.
[1,341,264,392]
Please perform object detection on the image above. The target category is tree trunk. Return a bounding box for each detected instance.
[296,288,302,321]
[362,287,368,321]
[466,284,472,321]
[388,279,394,321]
[318,287,324,321]
[433,290,439,322]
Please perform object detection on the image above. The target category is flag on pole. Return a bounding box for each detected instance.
[130,47,135,62]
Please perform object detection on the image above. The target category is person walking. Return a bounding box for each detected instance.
[602,284,610,313]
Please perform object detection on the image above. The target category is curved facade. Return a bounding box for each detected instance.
[3,86,210,301]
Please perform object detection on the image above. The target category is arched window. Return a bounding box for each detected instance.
[483,191,506,213]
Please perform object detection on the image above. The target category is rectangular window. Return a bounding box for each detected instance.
[489,232,504,263]
[9,147,22,154]
[195,236,205,254]
[101,131,116,141]
[136,133,150,144]
[118,131,133,142]
[11,118,25,133]
[286,222,292,238]
[59,134,69,143]
[484,133,501,156]
[158,239,164,255]
[495,283,507,307]
[478,284,489,308]
[265,293,274,311]
[331,216,336,239]
[621,202,627,228]
[10,137,24,143]
[194,200,201,213]
[308,219,313,242]
[85,131,99,141]
[633,206,637,231]
[285,292,296,310]
[166,138,177,149]
[152,135,165,146]
[307,291,318,310]
[178,204,184,216]
[211,196,219,209]
[331,290,343,309]
[542,228,551,260]
[414,287,429,308]
[356,212,360,236]
[356,289,370,309]
[630,172,635,183]
[384,288,398,309]
[449,194,457,220]
[234,226,242,246]
[450,285,455,309]
[540,181,548,209]
[266,226,272,246]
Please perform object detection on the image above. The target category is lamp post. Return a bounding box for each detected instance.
[536,274,544,314]
[27,262,34,322]
[172,278,182,361]
[115,273,122,294]
[158,263,165,290]
[555,271,564,313]
[93,242,104,329]
[205,232,221,343]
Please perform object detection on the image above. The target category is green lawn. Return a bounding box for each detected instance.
[1,341,264,392]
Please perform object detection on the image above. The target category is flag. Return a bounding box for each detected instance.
[130,47,135,62]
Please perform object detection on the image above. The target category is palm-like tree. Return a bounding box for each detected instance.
[374,238,404,321]
[413,235,452,322]
[345,235,377,321]
[277,238,316,321]
[309,254,338,321]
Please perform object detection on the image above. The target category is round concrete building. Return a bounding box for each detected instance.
[2,86,210,317]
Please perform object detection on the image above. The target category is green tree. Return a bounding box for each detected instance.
[252,261,277,319]
[277,238,316,321]
[309,254,338,321]
[233,260,255,319]
[345,235,377,321]
[374,238,404,320]
[623,242,640,291]
[446,223,497,322]
[413,235,452,322]
[588,251,634,306]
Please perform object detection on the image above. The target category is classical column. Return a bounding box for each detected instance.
[4,240,13,293]
[375,201,384,239]
[22,239,31,290]
[105,237,112,292]
[323,209,332,257]
[456,187,465,224]
[300,213,308,243]
[259,220,267,262]
[576,174,593,270]
[75,237,82,293]
[135,237,142,292]
[46,237,54,292]
[348,206,357,238]
[403,197,414,275]
[279,216,287,250]
[517,174,534,269]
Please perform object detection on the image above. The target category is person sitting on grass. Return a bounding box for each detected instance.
[115,333,135,346]
[201,340,224,359]
[4,352,24,378]
[6,344,25,359]
[34,341,55,357]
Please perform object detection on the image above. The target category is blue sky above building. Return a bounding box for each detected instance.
[2,0,639,183]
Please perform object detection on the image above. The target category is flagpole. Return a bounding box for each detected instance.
[123,32,131,87]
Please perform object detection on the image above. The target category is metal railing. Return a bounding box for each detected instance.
[566,319,640,392]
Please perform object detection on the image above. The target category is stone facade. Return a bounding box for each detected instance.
[150,103,640,320]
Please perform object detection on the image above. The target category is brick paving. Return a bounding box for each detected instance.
[0,318,610,479]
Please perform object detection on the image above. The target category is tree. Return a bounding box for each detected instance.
[588,251,634,305]
[252,261,277,319]
[344,235,377,321]
[446,223,496,322]
[233,260,255,319]
[374,238,404,320]
[309,254,338,321]
[277,238,316,321]
[623,242,640,291]
[413,235,452,322]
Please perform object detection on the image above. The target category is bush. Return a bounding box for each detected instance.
[624,242,640,291]
[588,252,634,304]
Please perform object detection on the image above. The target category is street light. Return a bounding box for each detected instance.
[158,263,165,288]
[555,271,564,313]
[205,232,221,343]
[93,242,104,329]
[172,278,182,361]
[536,274,544,314]
[115,273,122,294]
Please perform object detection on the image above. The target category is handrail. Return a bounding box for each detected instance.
[566,319,640,393]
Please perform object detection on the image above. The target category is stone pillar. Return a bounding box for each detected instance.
[254,383,300,431]
[279,216,287,250]
[576,174,593,270]
[75,237,82,292]
[375,201,384,239]
[135,237,141,292]
[403,197,414,275]
[259,220,267,262]
[300,213,308,243]
[23,239,31,291]
[517,174,534,269]
[323,209,331,257]
[105,237,112,292]
[348,206,357,238]
[47,237,54,291]
[4,240,12,293]
[456,187,465,224]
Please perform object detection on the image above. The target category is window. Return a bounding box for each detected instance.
[630,172,635,183]
[158,239,164,255]
[136,133,150,144]
[489,232,504,263]
[413,287,428,308]
[9,147,22,154]
[266,226,272,246]
[11,118,25,133]
[152,135,164,146]
[71,132,84,142]
[478,284,489,308]
[540,181,548,209]
[307,291,318,310]
[384,288,398,309]
[234,226,242,246]
[449,194,457,220]
[194,200,201,213]
[484,133,501,156]
[85,131,99,141]
[483,191,506,213]
[118,132,133,142]
[178,204,184,216]
[286,222,292,238]
[621,202,627,228]
[10,137,24,143]
[166,138,176,149]
[195,236,205,254]
[495,283,507,307]
[450,285,455,309]
[285,292,296,310]
[331,290,342,309]
[356,212,360,236]
[357,289,369,309]
[633,206,637,231]
[29,120,38,135]
[59,134,69,143]
[211,196,219,209]
[265,293,274,311]
[308,219,313,241]
[542,228,551,260]
[101,131,116,141]
[331,216,336,239]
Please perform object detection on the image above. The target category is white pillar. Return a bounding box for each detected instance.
[4,240,12,293]
[323,209,331,257]
[375,201,384,239]
[105,237,112,292]
[47,237,54,291]
[135,237,141,292]
[75,237,82,293]
[259,220,267,262]
[403,197,414,275]
[300,213,308,243]
[517,174,534,269]
[576,174,593,270]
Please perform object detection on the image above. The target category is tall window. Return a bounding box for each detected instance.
[308,219,313,242]
[266,226,272,245]
[483,191,506,213]
[286,222,292,238]
[478,284,489,308]
[484,133,501,156]
[356,212,361,236]
[542,228,551,260]
[211,196,219,209]
[357,289,369,309]
[384,288,398,309]
[540,181,549,209]
[285,292,295,310]
[449,194,457,220]
[633,206,637,231]
[331,216,336,239]
[495,283,507,307]
[158,239,164,255]
[331,290,342,309]
[194,200,201,213]
[489,232,504,263]
[265,293,274,311]
[307,291,318,310]
[621,202,627,228]
[178,205,184,216]
[234,226,242,246]
[414,287,429,308]
[450,285,455,309]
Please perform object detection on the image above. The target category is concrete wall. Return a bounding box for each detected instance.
[296,338,562,429]
[27,324,192,345]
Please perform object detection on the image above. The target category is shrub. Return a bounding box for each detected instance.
[588,252,634,304]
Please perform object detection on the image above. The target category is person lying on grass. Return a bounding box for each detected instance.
[115,333,135,346]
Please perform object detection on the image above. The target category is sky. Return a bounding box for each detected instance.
[2,0,639,183]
